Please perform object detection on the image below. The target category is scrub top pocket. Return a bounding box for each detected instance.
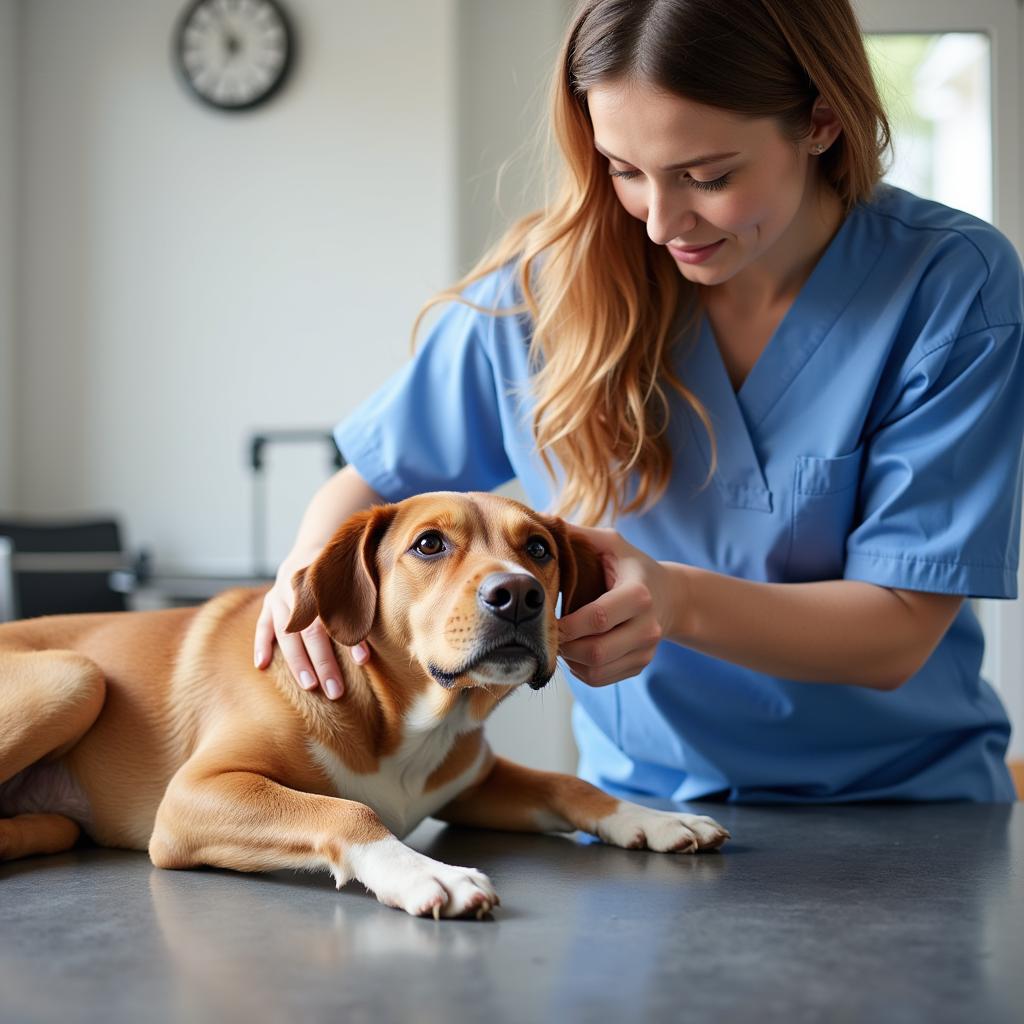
[788,447,865,581]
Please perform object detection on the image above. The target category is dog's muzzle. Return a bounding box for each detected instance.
[429,572,553,690]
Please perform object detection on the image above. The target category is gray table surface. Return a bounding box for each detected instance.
[1,801,1021,1024]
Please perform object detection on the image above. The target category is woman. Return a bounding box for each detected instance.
[255,0,1024,802]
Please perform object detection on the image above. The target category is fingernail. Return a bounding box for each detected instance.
[254,650,263,668]
[299,670,315,690]
[324,678,342,700]
[351,646,368,665]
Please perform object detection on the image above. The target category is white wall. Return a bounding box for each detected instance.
[0,0,18,510]
[16,0,458,570]
[455,0,569,273]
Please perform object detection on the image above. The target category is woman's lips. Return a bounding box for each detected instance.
[668,239,726,264]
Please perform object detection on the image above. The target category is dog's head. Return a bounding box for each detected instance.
[286,491,605,691]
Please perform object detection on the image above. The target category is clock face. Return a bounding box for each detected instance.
[175,0,293,111]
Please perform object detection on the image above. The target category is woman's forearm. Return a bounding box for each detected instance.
[665,564,962,690]
[284,465,383,569]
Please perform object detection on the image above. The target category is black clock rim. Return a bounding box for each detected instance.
[172,0,295,113]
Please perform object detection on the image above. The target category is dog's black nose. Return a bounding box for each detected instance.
[478,572,544,625]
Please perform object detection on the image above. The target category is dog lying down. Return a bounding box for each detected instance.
[0,491,730,918]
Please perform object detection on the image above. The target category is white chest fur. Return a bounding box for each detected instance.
[308,691,489,839]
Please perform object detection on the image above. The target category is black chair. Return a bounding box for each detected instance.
[0,518,130,620]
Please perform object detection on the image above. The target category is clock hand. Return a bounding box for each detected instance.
[216,11,239,62]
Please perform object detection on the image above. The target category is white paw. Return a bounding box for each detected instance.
[595,802,731,853]
[344,838,500,918]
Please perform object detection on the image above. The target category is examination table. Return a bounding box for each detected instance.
[1,801,1020,1023]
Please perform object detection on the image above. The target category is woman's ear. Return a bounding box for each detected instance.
[543,517,607,615]
[286,504,397,646]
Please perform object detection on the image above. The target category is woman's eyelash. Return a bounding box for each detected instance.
[609,169,732,192]
[692,175,731,192]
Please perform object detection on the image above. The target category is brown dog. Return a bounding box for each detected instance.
[0,492,729,917]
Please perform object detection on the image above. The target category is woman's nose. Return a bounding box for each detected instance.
[645,191,697,246]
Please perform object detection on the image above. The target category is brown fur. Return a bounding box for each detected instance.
[0,493,618,887]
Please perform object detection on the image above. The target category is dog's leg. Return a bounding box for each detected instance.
[150,769,500,918]
[0,649,105,860]
[435,756,730,852]
[0,814,82,861]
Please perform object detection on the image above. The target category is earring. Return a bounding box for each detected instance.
[811,144,827,155]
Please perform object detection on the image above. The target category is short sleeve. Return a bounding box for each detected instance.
[844,320,1024,598]
[334,273,517,501]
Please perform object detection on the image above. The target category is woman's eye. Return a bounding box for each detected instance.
[689,173,731,192]
[608,167,732,192]
[526,537,552,562]
[412,532,446,557]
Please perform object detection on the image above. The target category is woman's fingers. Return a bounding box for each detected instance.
[256,583,370,700]
[254,599,276,669]
[561,616,660,673]
[264,595,340,699]
[562,639,659,687]
[559,581,662,687]
[559,581,653,646]
[299,619,345,699]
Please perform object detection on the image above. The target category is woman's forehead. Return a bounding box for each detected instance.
[588,80,779,161]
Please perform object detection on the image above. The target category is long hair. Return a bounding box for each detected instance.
[411,0,891,525]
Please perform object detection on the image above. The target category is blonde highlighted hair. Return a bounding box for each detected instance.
[411,0,892,525]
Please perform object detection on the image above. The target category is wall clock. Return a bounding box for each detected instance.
[174,0,294,112]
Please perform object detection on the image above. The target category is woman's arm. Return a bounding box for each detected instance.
[279,463,384,566]
[665,564,961,689]
[558,526,962,691]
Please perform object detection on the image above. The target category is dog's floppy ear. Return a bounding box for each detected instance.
[542,516,607,616]
[286,503,397,646]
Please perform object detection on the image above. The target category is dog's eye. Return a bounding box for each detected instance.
[412,531,446,557]
[525,536,552,562]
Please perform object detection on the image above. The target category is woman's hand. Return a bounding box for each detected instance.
[253,556,369,700]
[558,525,679,687]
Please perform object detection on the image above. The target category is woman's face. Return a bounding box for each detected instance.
[587,78,833,288]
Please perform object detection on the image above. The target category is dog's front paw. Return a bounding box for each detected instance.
[399,859,500,920]
[595,802,730,853]
[345,838,500,919]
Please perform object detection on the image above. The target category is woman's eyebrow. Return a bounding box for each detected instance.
[594,141,739,170]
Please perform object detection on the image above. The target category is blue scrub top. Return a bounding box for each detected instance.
[336,184,1024,803]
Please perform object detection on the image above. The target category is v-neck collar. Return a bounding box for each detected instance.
[717,198,883,428]
[680,317,773,511]
[674,192,886,511]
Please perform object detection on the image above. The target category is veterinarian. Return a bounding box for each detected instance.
[255,0,1024,802]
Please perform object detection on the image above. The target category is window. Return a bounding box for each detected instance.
[867,33,992,221]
